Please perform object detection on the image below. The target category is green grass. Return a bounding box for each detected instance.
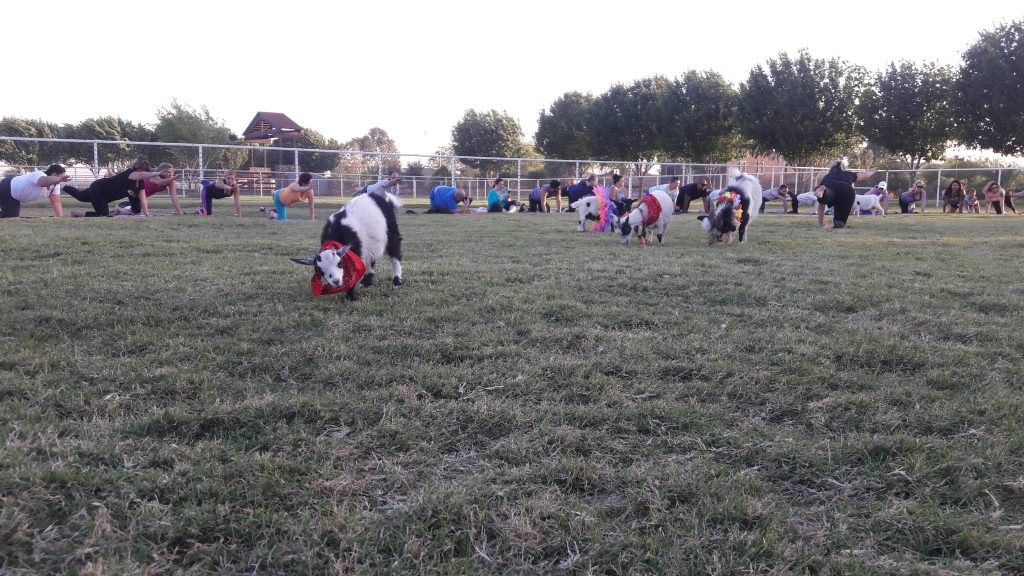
[2,198,1023,574]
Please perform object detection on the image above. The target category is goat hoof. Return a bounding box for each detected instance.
[392,277,402,290]
[361,274,375,287]
[346,289,358,301]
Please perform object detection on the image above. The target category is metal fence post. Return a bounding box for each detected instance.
[936,169,942,208]
[450,156,456,187]
[294,149,299,183]
[198,146,204,184]
[92,142,98,176]
[516,159,522,202]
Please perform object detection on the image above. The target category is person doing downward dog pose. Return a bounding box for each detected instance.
[0,164,70,218]
[425,185,472,213]
[199,170,241,217]
[64,156,165,217]
[814,161,875,229]
[269,173,315,220]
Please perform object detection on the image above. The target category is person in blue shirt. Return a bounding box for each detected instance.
[425,185,471,213]
[564,175,597,211]
[486,177,519,212]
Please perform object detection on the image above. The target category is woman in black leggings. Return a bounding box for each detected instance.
[815,161,875,229]
[64,156,164,217]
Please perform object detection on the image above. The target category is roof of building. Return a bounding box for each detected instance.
[242,112,303,142]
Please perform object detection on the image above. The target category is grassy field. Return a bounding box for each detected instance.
[1,197,1023,574]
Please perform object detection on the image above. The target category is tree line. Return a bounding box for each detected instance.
[3,20,1020,182]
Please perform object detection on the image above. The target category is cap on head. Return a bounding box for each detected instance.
[877,181,887,189]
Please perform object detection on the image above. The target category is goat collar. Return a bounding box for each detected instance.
[637,194,662,227]
[715,190,743,226]
[311,240,366,296]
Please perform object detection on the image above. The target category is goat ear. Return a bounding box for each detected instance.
[335,246,350,258]
[291,258,316,266]
[697,215,708,221]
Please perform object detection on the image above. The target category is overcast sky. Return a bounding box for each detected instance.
[7,1,1020,156]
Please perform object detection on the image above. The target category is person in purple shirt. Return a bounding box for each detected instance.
[863,180,890,214]
[899,180,926,214]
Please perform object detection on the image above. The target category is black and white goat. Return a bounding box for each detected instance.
[617,189,674,245]
[698,173,762,245]
[292,192,403,299]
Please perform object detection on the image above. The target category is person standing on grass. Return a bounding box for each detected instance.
[0,164,70,218]
[198,170,241,217]
[899,180,927,214]
[269,172,315,221]
[114,162,182,216]
[425,185,472,213]
[64,156,166,217]
[527,180,561,213]
[814,161,875,229]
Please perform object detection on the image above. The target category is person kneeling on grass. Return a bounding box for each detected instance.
[64,156,166,217]
[270,172,315,220]
[0,164,70,218]
[113,162,182,216]
[425,185,471,213]
[198,171,241,217]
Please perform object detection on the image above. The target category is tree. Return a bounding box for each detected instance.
[451,109,527,176]
[738,51,864,167]
[339,127,400,176]
[287,128,340,174]
[664,71,745,164]
[404,161,425,176]
[0,117,67,168]
[66,116,155,175]
[957,19,1024,155]
[590,77,673,185]
[151,101,246,174]
[535,92,595,161]
[859,61,956,176]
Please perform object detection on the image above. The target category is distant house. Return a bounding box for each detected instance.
[242,112,303,144]
[242,112,304,171]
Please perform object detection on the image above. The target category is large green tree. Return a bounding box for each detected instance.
[451,109,527,176]
[339,127,400,176]
[664,70,744,163]
[590,77,673,182]
[534,92,595,161]
[957,19,1024,155]
[151,101,246,174]
[859,61,955,175]
[0,117,67,168]
[67,116,155,174]
[288,128,340,174]
[738,51,864,167]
